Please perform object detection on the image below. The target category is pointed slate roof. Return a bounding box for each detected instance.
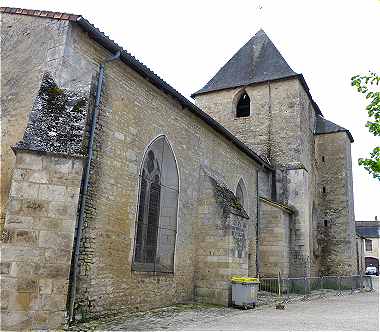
[315,115,354,142]
[192,30,298,96]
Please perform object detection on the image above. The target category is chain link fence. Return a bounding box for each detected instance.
[258,275,374,305]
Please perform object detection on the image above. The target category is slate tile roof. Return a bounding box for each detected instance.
[356,226,380,238]
[315,115,354,142]
[192,30,298,96]
[1,6,273,170]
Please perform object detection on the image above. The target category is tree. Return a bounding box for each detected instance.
[351,72,380,181]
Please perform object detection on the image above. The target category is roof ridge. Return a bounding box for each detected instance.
[0,6,81,20]
[191,29,298,97]
[1,6,273,170]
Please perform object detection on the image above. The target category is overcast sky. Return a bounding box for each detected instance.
[3,0,379,220]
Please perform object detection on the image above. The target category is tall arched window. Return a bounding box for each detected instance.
[236,178,248,211]
[133,136,179,273]
[236,91,250,118]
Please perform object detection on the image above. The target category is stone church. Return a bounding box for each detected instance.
[1,7,357,330]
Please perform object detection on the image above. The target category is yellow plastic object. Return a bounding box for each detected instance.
[231,276,260,283]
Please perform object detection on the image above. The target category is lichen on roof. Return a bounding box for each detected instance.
[14,72,89,156]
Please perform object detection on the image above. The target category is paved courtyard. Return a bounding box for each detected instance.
[70,281,379,331]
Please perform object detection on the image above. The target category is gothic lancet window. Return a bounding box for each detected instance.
[133,136,179,273]
[236,91,250,118]
[236,178,248,211]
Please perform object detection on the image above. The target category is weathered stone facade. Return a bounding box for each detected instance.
[0,151,84,329]
[0,8,357,330]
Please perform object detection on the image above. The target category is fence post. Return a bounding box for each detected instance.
[303,276,307,299]
[338,276,342,296]
[320,276,324,297]
[351,275,354,294]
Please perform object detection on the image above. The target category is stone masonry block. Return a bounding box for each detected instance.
[48,201,77,219]
[39,231,74,250]
[28,170,49,184]
[16,153,43,170]
[5,215,34,229]
[39,294,67,311]
[0,311,32,330]
[0,262,11,274]
[0,246,45,262]
[10,182,39,200]
[16,278,38,292]
[39,279,53,295]
[38,184,66,202]
[37,264,70,279]
[45,248,72,264]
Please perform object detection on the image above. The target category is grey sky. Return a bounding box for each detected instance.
[3,0,379,219]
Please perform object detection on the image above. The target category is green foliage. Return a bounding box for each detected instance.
[351,71,380,180]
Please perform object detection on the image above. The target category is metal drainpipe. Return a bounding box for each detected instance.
[256,168,260,277]
[68,50,121,323]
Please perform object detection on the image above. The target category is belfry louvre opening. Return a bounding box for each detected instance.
[132,136,179,273]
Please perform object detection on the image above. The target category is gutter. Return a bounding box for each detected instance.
[75,17,272,171]
[67,50,121,323]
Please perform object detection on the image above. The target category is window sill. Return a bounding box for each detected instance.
[132,263,174,275]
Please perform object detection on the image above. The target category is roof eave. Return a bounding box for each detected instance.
[314,130,354,143]
[75,18,273,171]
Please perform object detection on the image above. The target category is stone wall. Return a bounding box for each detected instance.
[195,173,250,305]
[258,198,292,277]
[315,132,356,275]
[1,13,71,229]
[194,78,318,276]
[62,23,261,319]
[0,151,83,330]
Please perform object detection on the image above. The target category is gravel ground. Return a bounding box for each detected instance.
[69,278,379,331]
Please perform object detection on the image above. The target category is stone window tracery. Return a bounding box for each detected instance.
[236,178,248,211]
[133,136,179,273]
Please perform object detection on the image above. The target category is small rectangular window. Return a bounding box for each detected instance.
[322,156,325,162]
[322,186,326,194]
[324,220,328,227]
[365,239,373,251]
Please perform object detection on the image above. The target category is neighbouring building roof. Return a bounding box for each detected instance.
[192,30,298,96]
[0,6,273,171]
[356,220,380,238]
[315,115,354,143]
[356,227,380,238]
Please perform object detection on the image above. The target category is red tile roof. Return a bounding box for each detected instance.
[0,7,80,21]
